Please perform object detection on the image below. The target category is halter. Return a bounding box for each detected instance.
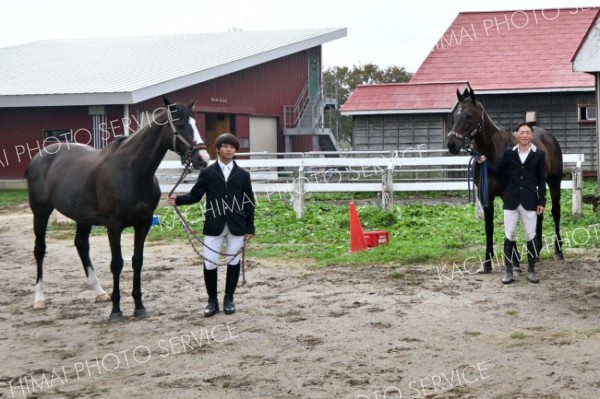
[165,106,207,164]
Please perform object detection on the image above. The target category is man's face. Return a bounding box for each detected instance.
[516,126,533,147]
[218,143,237,162]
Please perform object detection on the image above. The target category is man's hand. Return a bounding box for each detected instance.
[167,195,177,206]
[537,205,545,215]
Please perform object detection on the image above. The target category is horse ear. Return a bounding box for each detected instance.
[162,96,173,107]
[468,88,476,104]
[456,89,464,102]
[187,99,197,109]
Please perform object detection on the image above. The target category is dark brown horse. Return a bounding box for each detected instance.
[26,97,209,321]
[447,87,564,271]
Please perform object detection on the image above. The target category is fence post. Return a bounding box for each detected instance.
[381,161,394,211]
[572,159,583,217]
[293,161,305,219]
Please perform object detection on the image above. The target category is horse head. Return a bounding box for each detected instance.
[162,96,210,170]
[447,87,485,155]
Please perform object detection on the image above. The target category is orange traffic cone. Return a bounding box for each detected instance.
[350,202,368,253]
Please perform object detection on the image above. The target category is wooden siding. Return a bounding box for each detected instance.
[352,114,446,153]
[351,92,597,172]
[0,106,94,179]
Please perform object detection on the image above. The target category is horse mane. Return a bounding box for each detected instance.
[114,136,129,146]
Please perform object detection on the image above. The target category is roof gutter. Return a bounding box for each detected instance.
[341,108,452,116]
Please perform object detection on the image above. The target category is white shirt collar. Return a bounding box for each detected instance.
[512,143,537,153]
[218,159,233,170]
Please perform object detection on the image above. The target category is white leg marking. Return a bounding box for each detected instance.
[33,280,46,309]
[87,267,110,303]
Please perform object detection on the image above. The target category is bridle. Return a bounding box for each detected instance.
[447,112,485,152]
[165,106,207,164]
[447,109,489,208]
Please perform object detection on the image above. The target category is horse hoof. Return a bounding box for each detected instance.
[134,309,149,318]
[33,301,47,310]
[95,293,111,303]
[109,312,124,322]
[555,253,564,261]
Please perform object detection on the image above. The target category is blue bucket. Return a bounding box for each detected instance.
[152,215,161,226]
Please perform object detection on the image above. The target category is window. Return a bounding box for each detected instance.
[44,129,72,142]
[578,105,597,122]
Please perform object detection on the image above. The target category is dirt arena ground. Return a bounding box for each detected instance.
[1,205,600,399]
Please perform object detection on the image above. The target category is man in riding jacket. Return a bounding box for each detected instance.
[168,133,255,316]
[478,122,546,284]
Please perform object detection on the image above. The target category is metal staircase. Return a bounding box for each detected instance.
[283,79,342,153]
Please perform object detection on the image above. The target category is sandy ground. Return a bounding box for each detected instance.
[1,205,600,399]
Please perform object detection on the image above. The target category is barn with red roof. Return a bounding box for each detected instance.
[342,7,599,170]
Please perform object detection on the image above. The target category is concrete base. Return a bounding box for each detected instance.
[0,180,27,189]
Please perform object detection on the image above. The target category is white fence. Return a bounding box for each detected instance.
[158,150,585,218]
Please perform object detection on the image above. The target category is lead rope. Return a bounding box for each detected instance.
[167,161,248,286]
[465,148,489,209]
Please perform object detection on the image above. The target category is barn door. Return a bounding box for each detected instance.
[206,113,232,159]
[249,116,277,155]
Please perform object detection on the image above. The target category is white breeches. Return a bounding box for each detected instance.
[504,205,537,242]
[203,225,245,269]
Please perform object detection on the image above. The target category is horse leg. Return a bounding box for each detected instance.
[74,223,110,303]
[131,219,152,318]
[550,182,564,260]
[107,225,125,322]
[32,206,53,309]
[479,197,495,273]
[535,212,543,262]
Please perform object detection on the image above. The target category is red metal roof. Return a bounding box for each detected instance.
[411,7,598,91]
[341,81,470,114]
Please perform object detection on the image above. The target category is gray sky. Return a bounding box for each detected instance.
[0,0,594,72]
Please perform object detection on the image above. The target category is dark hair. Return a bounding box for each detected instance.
[215,133,240,150]
[515,122,534,133]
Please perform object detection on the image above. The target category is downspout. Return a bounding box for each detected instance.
[123,103,130,136]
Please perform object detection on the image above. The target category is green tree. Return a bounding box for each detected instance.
[323,63,412,144]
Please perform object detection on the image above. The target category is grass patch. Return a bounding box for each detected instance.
[511,331,527,339]
[4,177,600,267]
[0,189,28,207]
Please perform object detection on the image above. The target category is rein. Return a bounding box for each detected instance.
[465,148,489,209]
[167,161,248,286]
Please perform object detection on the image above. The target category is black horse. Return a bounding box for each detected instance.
[447,87,564,271]
[26,97,209,321]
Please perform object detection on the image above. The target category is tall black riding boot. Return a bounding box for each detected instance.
[203,264,219,317]
[526,240,540,284]
[502,238,515,284]
[511,241,523,273]
[223,262,241,315]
